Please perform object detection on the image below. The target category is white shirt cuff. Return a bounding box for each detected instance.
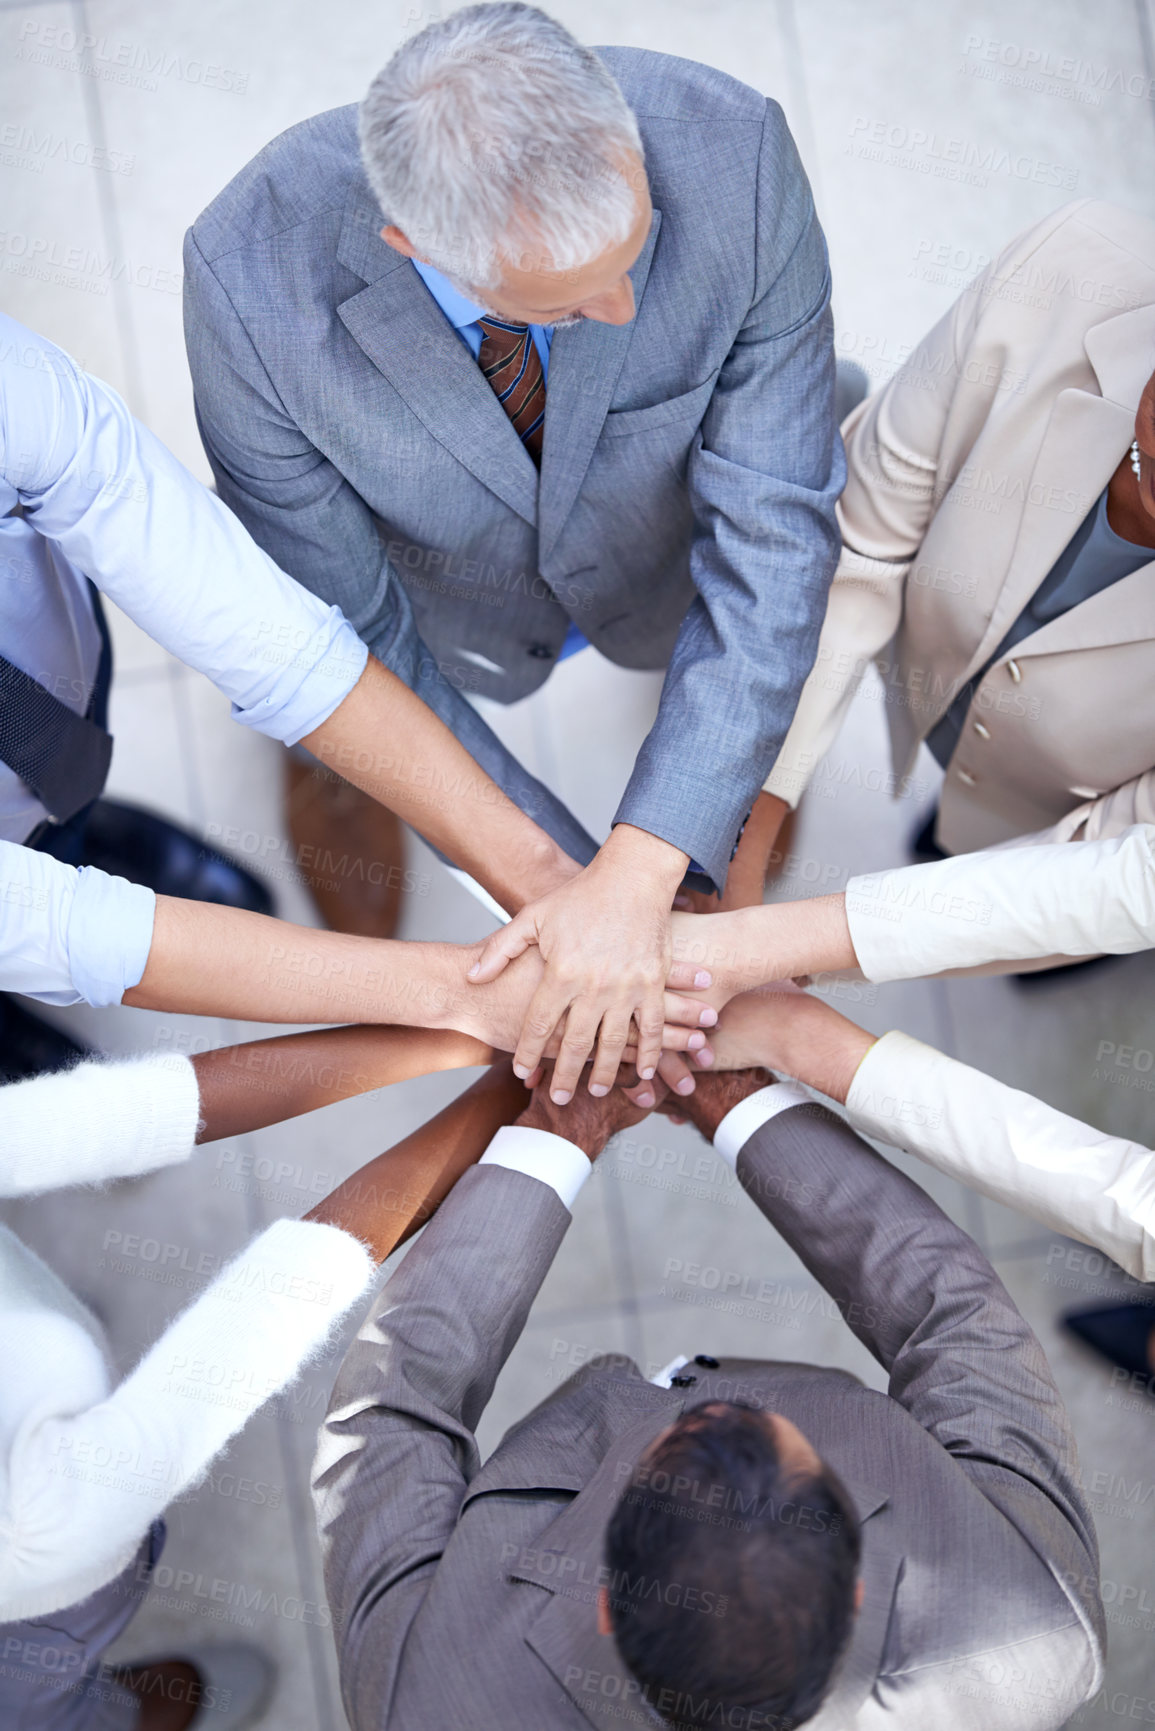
[480,1125,592,1211]
[713,1083,812,1169]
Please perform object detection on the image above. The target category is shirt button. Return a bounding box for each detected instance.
[527,643,554,659]
[1006,659,1022,683]
[972,721,991,740]
[957,768,977,786]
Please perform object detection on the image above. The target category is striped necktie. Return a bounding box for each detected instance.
[477,317,546,466]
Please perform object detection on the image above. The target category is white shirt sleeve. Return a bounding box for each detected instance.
[0,313,367,746]
[846,826,1155,983]
[846,1030,1155,1283]
[0,841,155,1006]
[1,1217,377,1623]
[480,1125,592,1211]
[0,1052,200,1195]
[713,1082,813,1169]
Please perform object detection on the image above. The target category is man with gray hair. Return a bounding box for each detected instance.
[184,3,843,1109]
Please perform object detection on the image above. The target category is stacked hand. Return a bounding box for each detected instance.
[453,943,717,1084]
[514,1059,776,1159]
[466,824,716,1104]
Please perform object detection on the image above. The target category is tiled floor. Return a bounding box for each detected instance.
[3,2,1154,1726]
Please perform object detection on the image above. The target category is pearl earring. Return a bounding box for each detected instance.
[1133,439,1143,479]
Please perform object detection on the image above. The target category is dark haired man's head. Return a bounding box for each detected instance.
[602,1402,861,1731]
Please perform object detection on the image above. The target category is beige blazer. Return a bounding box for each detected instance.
[767,199,1155,853]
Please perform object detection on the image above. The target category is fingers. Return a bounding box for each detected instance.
[549,1005,604,1104]
[588,1015,635,1098]
[633,987,666,1083]
[467,914,534,984]
[663,990,717,1029]
[666,960,713,992]
[657,1049,699,1099]
[623,1075,657,1110]
[511,982,569,1085]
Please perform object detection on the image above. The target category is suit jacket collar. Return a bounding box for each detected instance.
[335,184,663,538]
[903,295,1155,752]
[509,1402,898,1731]
[952,389,1134,695]
[336,186,540,524]
[1084,299,1155,410]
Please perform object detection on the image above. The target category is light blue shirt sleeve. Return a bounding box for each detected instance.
[0,841,156,1007]
[0,313,368,746]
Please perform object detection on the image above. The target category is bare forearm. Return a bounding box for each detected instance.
[301,657,578,912]
[719,792,790,910]
[191,1024,495,1143]
[758,1002,875,1104]
[124,897,473,1029]
[304,1062,526,1261]
[673,894,857,998]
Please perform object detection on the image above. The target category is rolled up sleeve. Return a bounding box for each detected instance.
[0,840,155,1007]
[0,312,368,746]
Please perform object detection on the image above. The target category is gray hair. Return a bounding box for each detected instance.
[359,3,644,293]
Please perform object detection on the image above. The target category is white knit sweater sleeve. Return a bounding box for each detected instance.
[3,1217,376,1621]
[846,1030,1155,1283]
[0,1053,200,1196]
[845,825,1155,982]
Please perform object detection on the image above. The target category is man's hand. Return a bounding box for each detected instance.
[468,824,712,1102]
[515,1065,662,1161]
[452,944,714,1070]
[657,1065,776,1142]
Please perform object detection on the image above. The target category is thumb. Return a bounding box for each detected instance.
[666,959,713,991]
[467,910,536,982]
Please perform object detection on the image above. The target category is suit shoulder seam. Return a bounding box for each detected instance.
[193,197,350,269]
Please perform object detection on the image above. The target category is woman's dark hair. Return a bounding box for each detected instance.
[604,1403,861,1731]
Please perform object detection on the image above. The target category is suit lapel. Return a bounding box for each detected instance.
[538,208,663,563]
[997,557,1155,658]
[954,390,1133,691]
[512,1399,897,1731]
[335,189,539,525]
[939,295,1155,702]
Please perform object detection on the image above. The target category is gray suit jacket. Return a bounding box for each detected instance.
[313,1103,1105,1729]
[183,49,843,889]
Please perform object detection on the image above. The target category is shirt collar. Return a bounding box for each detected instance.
[410,258,489,330]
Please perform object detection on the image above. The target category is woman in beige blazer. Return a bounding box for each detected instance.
[767,198,1155,856]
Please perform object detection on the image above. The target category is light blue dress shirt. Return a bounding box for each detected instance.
[410,261,588,663]
[0,312,369,1006]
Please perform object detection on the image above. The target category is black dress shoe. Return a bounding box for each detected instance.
[76,799,274,915]
[1063,1298,1155,1384]
[0,994,92,1083]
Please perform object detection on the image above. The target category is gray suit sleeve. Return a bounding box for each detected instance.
[735,1104,1103,1638]
[311,1164,571,1726]
[615,101,844,890]
[181,228,600,866]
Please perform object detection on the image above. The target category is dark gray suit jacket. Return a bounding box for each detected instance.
[183,49,843,889]
[313,1102,1105,1729]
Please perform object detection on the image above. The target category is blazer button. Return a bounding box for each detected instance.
[694,1354,720,1368]
[1006,659,1022,683]
[972,721,991,740]
[670,1373,698,1388]
[527,643,554,659]
[957,768,977,786]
